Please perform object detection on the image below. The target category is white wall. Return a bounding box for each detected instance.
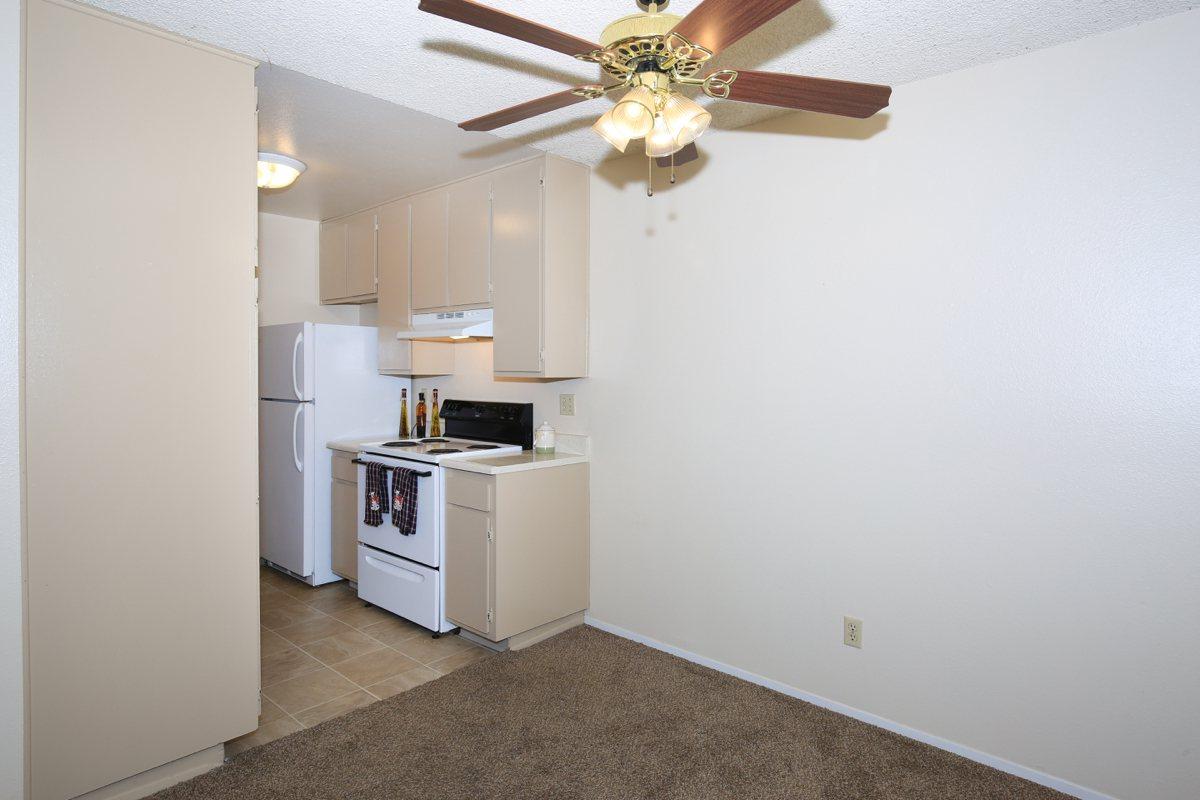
[417,342,589,441]
[0,0,23,795]
[258,212,360,327]
[583,11,1199,800]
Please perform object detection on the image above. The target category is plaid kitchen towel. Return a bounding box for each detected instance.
[390,467,418,536]
[364,462,389,527]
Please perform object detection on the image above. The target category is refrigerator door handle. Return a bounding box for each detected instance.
[291,404,304,473]
[291,330,303,400]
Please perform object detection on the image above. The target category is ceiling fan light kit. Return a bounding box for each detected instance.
[422,0,893,194]
[611,84,658,137]
[660,92,711,146]
[592,108,631,152]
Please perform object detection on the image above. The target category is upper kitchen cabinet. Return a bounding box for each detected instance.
[447,175,492,308]
[376,199,455,377]
[318,219,348,302]
[492,155,589,379]
[411,175,493,312]
[319,209,377,304]
[410,189,449,311]
[346,211,378,298]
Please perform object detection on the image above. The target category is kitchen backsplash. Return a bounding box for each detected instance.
[414,341,589,439]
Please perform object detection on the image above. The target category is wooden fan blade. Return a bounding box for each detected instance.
[669,0,803,56]
[654,142,699,168]
[460,87,597,131]
[726,70,891,118]
[419,0,600,57]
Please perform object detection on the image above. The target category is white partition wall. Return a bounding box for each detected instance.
[23,1,259,797]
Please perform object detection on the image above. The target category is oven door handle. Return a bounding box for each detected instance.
[351,458,432,478]
[364,555,425,583]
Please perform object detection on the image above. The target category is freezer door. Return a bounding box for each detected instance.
[259,399,314,576]
[259,322,314,401]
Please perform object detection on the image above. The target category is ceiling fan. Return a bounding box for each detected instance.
[419,0,892,190]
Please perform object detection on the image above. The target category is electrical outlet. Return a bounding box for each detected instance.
[843,616,863,649]
[559,393,575,416]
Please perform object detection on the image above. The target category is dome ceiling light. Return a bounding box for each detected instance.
[257,152,306,189]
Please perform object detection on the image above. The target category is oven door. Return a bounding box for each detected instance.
[356,455,440,568]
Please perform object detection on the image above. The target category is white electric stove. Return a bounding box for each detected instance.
[358,436,522,463]
[354,401,533,634]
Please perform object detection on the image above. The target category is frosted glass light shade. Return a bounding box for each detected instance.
[645,114,682,158]
[612,86,657,138]
[257,152,306,189]
[661,92,712,146]
[592,108,630,153]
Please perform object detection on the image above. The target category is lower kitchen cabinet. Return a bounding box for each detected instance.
[331,451,358,580]
[443,464,589,647]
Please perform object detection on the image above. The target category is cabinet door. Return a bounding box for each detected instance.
[376,201,412,373]
[444,504,492,636]
[346,211,377,298]
[447,175,491,307]
[331,479,358,580]
[319,220,349,302]
[410,189,448,311]
[412,342,456,376]
[491,160,544,373]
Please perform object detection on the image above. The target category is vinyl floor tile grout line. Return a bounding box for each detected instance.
[250,570,490,746]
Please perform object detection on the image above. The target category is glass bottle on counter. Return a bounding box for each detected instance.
[415,391,427,438]
[398,388,410,439]
[430,389,441,438]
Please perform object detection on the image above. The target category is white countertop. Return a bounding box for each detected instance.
[443,449,589,475]
[326,435,394,454]
[328,432,590,474]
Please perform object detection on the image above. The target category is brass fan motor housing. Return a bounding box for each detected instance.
[582,11,713,82]
[599,12,681,47]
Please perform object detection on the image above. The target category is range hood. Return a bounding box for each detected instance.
[395,308,493,341]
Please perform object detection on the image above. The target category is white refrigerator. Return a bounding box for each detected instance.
[259,322,404,585]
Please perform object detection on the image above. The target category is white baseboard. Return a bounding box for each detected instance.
[584,616,1118,800]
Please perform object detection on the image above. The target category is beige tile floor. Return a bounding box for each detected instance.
[227,565,493,756]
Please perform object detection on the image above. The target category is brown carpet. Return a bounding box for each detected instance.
[153,626,1067,799]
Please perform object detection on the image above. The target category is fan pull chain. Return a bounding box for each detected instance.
[670,151,677,184]
[646,155,653,197]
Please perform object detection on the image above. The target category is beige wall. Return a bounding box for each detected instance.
[23,2,260,796]
[418,341,588,440]
[0,0,22,795]
[585,11,1199,800]
[258,212,360,326]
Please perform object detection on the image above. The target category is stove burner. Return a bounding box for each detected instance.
[467,444,499,450]
[426,448,463,454]
[421,438,449,443]
[381,441,418,447]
